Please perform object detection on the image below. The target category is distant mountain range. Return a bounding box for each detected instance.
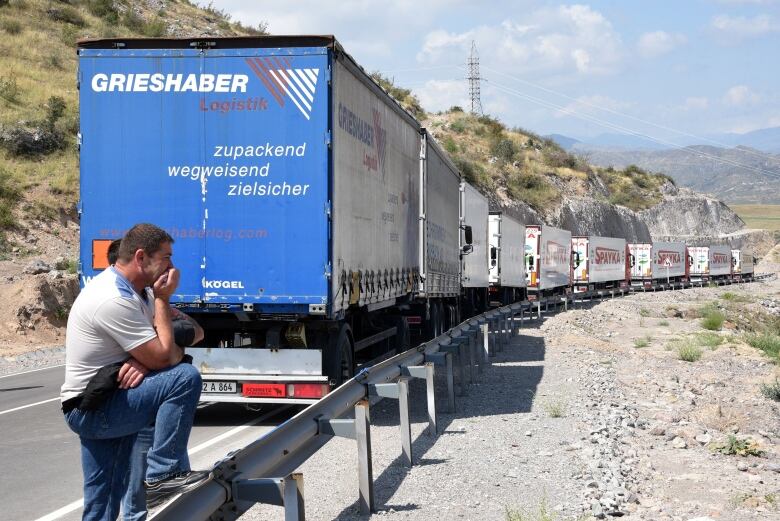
[547,126,780,153]
[545,128,780,204]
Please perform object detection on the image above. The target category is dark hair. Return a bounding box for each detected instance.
[117,223,174,262]
[107,239,121,265]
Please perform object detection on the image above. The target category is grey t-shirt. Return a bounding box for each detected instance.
[61,267,157,402]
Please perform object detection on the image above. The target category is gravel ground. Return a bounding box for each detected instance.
[0,346,64,376]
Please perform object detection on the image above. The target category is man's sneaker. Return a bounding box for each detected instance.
[145,470,211,508]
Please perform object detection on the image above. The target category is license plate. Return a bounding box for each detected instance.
[202,381,236,394]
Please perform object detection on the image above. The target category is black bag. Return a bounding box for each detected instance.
[78,361,124,410]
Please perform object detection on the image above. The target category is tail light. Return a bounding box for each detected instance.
[287,383,330,399]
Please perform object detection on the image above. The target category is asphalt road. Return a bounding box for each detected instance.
[0,366,293,521]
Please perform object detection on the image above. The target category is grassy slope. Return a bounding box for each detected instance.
[0,0,262,241]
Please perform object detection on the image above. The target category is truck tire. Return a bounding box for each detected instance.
[394,316,410,353]
[324,325,354,387]
[427,301,442,339]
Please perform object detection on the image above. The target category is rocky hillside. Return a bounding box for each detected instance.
[0,0,265,250]
[420,109,760,248]
[579,145,780,205]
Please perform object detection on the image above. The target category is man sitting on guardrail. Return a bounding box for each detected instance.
[61,223,209,520]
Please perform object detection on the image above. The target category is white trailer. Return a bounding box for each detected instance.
[460,182,489,314]
[689,246,709,279]
[732,248,755,279]
[629,243,653,283]
[651,242,688,281]
[572,236,628,291]
[418,129,461,334]
[525,225,571,295]
[489,212,526,304]
[709,245,733,278]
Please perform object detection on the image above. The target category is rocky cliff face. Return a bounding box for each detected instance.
[488,183,777,257]
[553,198,651,242]
[639,188,745,238]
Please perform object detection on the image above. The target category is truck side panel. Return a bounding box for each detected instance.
[587,236,627,284]
[423,132,460,297]
[652,241,686,279]
[709,245,732,276]
[496,213,526,288]
[538,225,571,290]
[331,59,421,312]
[461,182,489,288]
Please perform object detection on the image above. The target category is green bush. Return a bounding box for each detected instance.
[714,435,763,457]
[1,18,21,34]
[122,10,144,32]
[760,378,780,401]
[142,17,167,37]
[633,336,651,348]
[450,120,466,133]
[449,105,463,113]
[699,303,725,331]
[46,6,85,26]
[491,138,516,162]
[696,331,724,349]
[0,168,21,229]
[87,0,119,24]
[745,333,780,360]
[677,342,702,362]
[0,74,19,102]
[44,96,66,132]
[443,136,458,154]
[506,172,559,211]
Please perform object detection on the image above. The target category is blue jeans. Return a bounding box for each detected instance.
[64,363,202,521]
[122,424,154,521]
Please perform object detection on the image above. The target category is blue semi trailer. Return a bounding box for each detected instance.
[77,36,464,404]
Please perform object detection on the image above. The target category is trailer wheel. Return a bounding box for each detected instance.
[394,316,410,353]
[324,325,354,386]
[428,301,443,339]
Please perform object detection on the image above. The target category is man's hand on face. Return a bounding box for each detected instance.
[117,358,150,389]
[153,268,180,301]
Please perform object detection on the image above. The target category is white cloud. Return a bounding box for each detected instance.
[711,14,779,39]
[413,79,470,113]
[723,85,762,106]
[417,5,625,78]
[637,31,687,58]
[683,97,709,110]
[554,95,634,119]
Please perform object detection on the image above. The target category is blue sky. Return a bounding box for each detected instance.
[221,0,780,141]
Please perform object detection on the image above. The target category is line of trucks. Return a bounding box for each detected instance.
[77,36,757,405]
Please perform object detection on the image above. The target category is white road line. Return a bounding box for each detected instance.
[0,364,64,379]
[0,397,60,416]
[34,499,83,521]
[33,407,286,521]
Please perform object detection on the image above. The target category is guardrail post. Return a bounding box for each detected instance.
[369,381,413,467]
[439,344,466,396]
[537,300,542,319]
[398,378,412,466]
[469,333,480,376]
[401,363,438,435]
[480,323,490,366]
[231,474,305,521]
[355,399,374,514]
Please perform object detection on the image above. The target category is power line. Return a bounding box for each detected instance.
[484,78,780,181]
[482,65,779,165]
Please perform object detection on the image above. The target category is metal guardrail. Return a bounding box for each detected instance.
[152,273,774,521]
